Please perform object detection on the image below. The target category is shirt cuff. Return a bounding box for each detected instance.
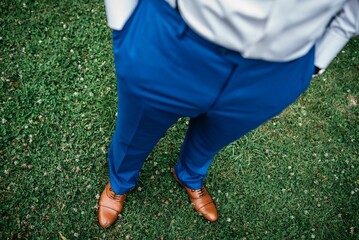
[315,30,349,69]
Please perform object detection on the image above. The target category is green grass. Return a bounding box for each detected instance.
[1,0,358,239]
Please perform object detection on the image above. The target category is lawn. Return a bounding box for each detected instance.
[1,0,358,239]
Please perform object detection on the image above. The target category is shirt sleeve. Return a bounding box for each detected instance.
[105,0,139,30]
[315,0,359,69]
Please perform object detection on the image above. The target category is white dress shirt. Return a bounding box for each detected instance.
[105,0,359,69]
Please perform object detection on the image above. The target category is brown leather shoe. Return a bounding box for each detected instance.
[171,168,218,222]
[98,182,126,228]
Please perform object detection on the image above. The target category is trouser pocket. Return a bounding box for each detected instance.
[112,0,143,48]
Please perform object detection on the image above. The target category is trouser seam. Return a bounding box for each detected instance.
[207,64,238,112]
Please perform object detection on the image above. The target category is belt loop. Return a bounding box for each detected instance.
[175,0,179,12]
[176,22,188,39]
[175,0,187,38]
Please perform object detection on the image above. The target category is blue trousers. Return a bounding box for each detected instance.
[108,0,315,194]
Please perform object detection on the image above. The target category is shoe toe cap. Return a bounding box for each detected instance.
[201,204,218,222]
[98,206,119,228]
[205,212,218,222]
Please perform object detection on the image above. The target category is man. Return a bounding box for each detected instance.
[98,0,359,228]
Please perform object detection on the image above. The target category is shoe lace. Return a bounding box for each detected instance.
[191,187,206,198]
[109,187,125,201]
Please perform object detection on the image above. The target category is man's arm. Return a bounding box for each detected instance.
[315,0,359,73]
